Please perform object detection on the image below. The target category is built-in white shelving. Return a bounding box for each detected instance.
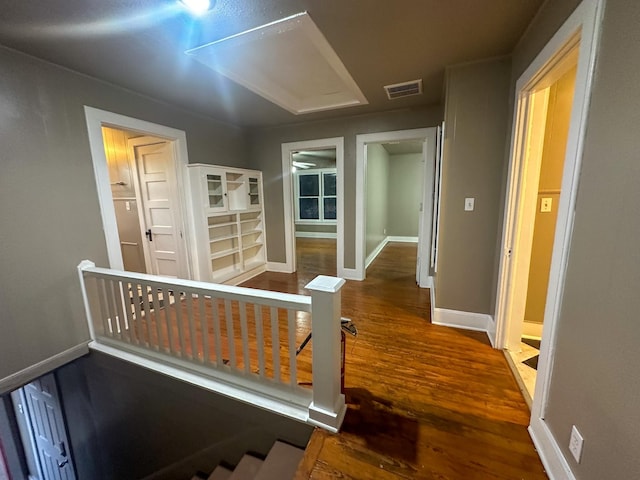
[188,164,266,285]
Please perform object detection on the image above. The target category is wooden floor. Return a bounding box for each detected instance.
[242,238,548,480]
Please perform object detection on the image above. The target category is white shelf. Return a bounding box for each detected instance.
[242,241,263,250]
[210,248,239,260]
[209,233,238,243]
[208,221,237,229]
[189,164,266,284]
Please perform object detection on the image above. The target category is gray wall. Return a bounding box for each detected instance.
[515,0,640,477]
[246,105,443,268]
[365,144,389,257]
[0,45,248,390]
[56,353,312,480]
[387,153,423,237]
[436,58,512,313]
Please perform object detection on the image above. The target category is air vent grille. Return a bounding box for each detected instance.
[384,79,423,100]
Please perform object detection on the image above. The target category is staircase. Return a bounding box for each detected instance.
[191,441,304,480]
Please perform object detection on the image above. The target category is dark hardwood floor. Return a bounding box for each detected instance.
[242,238,547,480]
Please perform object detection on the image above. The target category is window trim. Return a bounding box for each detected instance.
[294,168,337,224]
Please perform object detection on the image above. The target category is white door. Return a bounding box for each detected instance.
[130,137,188,278]
[21,374,76,480]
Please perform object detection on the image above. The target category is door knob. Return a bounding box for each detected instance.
[145,229,153,241]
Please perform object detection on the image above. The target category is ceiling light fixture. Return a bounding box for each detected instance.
[180,0,213,16]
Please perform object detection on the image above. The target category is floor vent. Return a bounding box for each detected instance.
[384,79,423,100]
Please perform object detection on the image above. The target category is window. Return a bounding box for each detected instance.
[294,169,337,223]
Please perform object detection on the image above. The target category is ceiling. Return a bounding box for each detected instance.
[0,0,544,127]
[383,141,423,156]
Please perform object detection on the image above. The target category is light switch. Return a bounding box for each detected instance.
[125,201,131,211]
[464,197,475,211]
[541,197,553,213]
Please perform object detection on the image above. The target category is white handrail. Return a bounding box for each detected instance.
[77,260,346,432]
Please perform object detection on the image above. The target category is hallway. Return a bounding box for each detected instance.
[242,242,546,479]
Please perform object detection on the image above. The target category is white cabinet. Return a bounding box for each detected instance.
[188,164,266,285]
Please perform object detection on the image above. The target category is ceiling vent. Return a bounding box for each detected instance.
[384,79,423,100]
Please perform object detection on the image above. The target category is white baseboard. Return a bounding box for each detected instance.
[529,416,575,480]
[340,268,362,281]
[266,261,293,273]
[432,308,493,333]
[386,236,418,243]
[365,238,388,269]
[486,316,497,347]
[523,320,544,338]
[295,232,337,239]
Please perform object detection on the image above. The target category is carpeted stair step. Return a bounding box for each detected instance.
[227,454,263,480]
[253,441,304,480]
[207,465,233,480]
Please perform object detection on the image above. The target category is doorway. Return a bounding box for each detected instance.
[0,374,76,480]
[103,127,188,277]
[355,128,438,288]
[494,1,603,460]
[504,63,578,403]
[363,141,424,278]
[84,107,192,277]
[281,137,345,276]
[291,148,338,276]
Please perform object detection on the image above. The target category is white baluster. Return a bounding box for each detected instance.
[287,309,297,388]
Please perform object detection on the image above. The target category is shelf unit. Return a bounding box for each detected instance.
[188,164,266,285]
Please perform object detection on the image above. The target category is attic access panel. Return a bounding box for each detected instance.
[186,12,368,115]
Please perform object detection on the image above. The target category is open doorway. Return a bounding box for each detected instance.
[291,148,338,276]
[355,128,438,289]
[84,107,192,278]
[503,63,577,403]
[281,137,345,277]
[494,0,603,443]
[102,127,188,277]
[363,140,424,279]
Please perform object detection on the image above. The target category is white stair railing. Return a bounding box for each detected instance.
[77,260,346,432]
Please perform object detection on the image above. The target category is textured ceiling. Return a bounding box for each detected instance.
[0,0,544,127]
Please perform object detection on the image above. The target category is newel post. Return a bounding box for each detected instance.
[77,260,97,340]
[305,275,347,432]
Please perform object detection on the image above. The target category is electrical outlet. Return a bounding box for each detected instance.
[569,425,584,463]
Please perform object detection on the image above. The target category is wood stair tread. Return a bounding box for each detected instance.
[254,441,304,480]
[228,454,263,480]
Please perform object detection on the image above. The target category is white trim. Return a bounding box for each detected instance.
[340,268,360,281]
[281,137,344,275]
[365,238,388,269]
[387,236,418,243]
[293,168,337,223]
[266,261,294,273]
[0,343,90,394]
[83,106,193,277]
[295,232,337,239]
[529,416,576,480]
[431,123,444,271]
[432,308,493,333]
[355,128,437,281]
[186,13,368,115]
[494,0,604,478]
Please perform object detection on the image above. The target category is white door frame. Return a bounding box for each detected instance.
[84,106,192,277]
[494,0,603,477]
[355,128,437,284]
[280,137,345,276]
